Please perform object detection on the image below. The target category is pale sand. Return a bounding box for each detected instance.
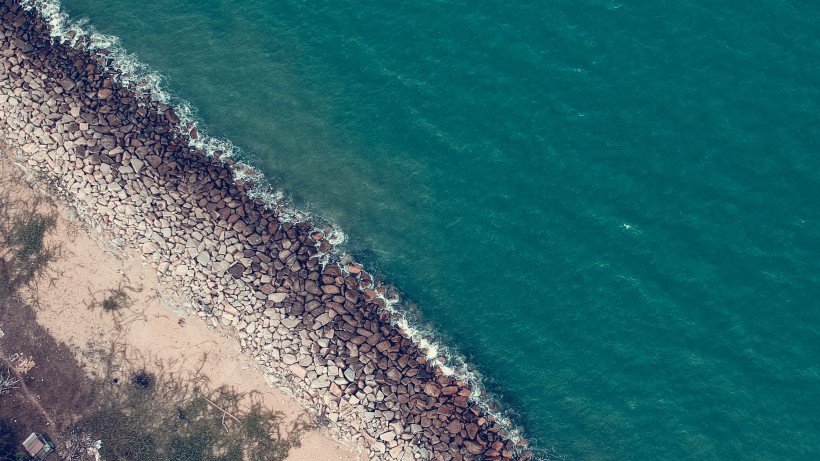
[0,159,359,461]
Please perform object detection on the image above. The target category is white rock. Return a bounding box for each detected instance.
[142,241,159,254]
[196,251,210,266]
[310,376,331,389]
[212,260,230,273]
[289,364,307,379]
[269,292,287,303]
[281,318,301,329]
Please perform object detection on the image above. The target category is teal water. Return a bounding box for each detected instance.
[50,0,820,459]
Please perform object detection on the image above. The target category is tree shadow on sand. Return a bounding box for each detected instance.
[0,171,61,297]
[77,345,310,461]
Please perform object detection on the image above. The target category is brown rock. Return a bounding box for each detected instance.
[424,382,441,398]
[321,284,341,295]
[305,280,323,295]
[13,38,33,52]
[98,88,113,99]
[100,135,116,150]
[227,263,246,278]
[386,368,402,381]
[344,289,359,303]
[464,441,484,455]
[445,420,463,434]
[442,385,460,396]
[59,78,75,91]
[465,423,479,440]
[324,264,342,276]
[347,263,362,274]
[146,155,162,168]
[165,109,180,124]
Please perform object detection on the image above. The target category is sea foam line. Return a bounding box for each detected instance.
[23,0,535,454]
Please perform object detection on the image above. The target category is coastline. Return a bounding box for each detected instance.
[0,0,533,460]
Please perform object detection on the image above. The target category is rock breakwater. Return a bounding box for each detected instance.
[0,1,533,459]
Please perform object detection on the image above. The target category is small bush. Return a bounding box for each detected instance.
[131,371,155,390]
[102,289,129,311]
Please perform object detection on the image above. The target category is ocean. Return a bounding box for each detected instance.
[38,0,820,459]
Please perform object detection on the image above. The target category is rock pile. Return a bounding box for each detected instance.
[0,1,532,459]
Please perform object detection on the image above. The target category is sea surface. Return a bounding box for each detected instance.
[43,0,820,459]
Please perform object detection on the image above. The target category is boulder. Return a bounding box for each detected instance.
[269,292,287,303]
[59,78,75,91]
[446,420,463,434]
[424,382,441,398]
[464,441,485,455]
[227,263,246,278]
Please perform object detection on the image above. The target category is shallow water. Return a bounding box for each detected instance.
[48,0,820,459]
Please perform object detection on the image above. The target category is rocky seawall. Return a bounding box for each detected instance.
[0,1,533,460]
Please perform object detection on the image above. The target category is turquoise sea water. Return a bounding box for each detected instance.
[49,0,820,459]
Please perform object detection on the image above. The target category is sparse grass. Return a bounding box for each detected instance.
[6,215,54,261]
[82,381,298,461]
[0,181,59,295]
[102,288,130,312]
[77,354,304,461]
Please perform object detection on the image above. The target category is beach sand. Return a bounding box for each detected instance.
[0,158,358,461]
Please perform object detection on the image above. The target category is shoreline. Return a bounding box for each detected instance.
[1,0,533,459]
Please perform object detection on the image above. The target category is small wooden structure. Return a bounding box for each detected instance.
[22,432,55,460]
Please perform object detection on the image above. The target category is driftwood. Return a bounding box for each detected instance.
[201,395,240,432]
